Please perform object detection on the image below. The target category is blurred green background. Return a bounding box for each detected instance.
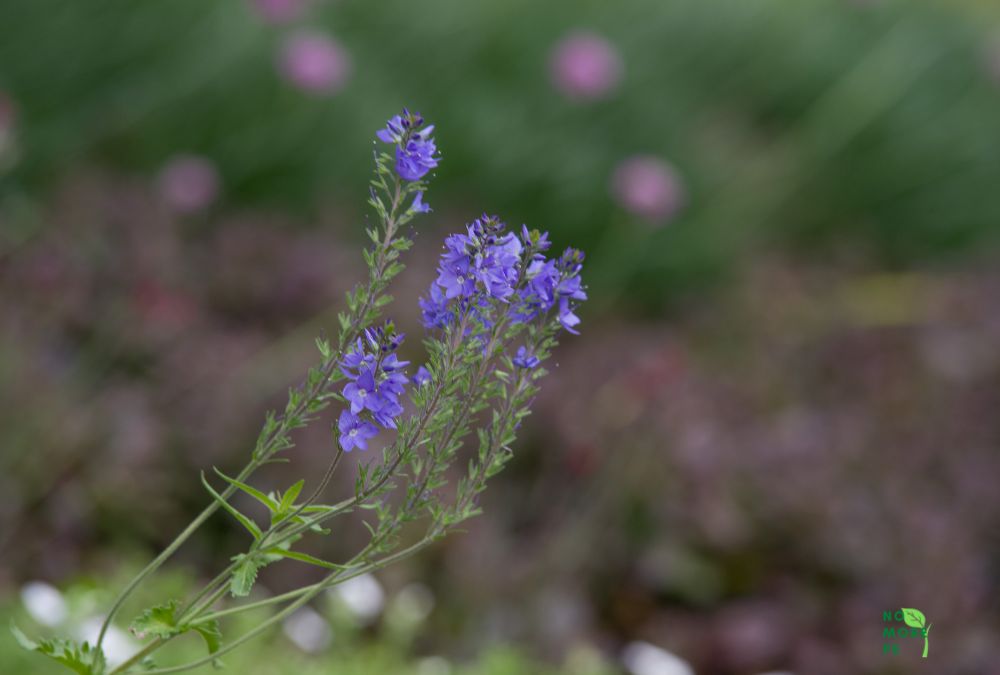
[2,0,1000,673]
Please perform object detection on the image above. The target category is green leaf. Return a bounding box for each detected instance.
[902,607,926,629]
[201,472,262,540]
[11,624,106,675]
[129,600,180,639]
[192,620,223,669]
[280,480,305,512]
[230,554,264,597]
[263,548,349,570]
[11,622,37,651]
[213,468,279,513]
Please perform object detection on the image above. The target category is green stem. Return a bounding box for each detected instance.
[922,623,931,658]
[108,637,168,675]
[96,460,258,649]
[107,173,411,672]
[136,539,434,674]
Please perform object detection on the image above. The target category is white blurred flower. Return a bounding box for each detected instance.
[282,606,331,653]
[77,617,137,668]
[331,573,384,622]
[21,582,68,627]
[390,583,435,625]
[622,641,694,675]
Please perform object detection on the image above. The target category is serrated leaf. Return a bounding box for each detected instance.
[230,555,264,597]
[129,600,180,639]
[902,607,926,629]
[11,624,106,675]
[201,472,262,540]
[213,468,278,513]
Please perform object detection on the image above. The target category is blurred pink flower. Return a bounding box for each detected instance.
[278,30,351,95]
[611,155,685,223]
[549,31,623,101]
[157,154,220,214]
[249,0,310,24]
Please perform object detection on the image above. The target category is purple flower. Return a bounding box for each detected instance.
[412,366,432,387]
[558,297,581,334]
[338,410,378,452]
[340,321,410,432]
[550,31,623,101]
[342,338,375,376]
[343,368,379,414]
[381,353,409,372]
[278,31,351,96]
[521,225,551,252]
[376,111,419,144]
[436,259,477,299]
[513,347,540,369]
[511,246,586,332]
[396,132,439,181]
[409,191,431,213]
[419,283,452,330]
[379,370,409,399]
[371,397,404,429]
[376,110,440,181]
[611,155,685,224]
[429,215,524,307]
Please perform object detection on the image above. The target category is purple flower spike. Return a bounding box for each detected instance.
[338,410,378,452]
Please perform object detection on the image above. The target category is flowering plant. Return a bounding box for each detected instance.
[13,108,586,674]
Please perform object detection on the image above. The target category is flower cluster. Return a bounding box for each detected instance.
[419,215,522,328]
[518,245,587,334]
[16,106,593,675]
[337,323,409,451]
[420,216,587,335]
[376,109,440,182]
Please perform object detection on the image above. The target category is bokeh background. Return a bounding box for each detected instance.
[2,0,1000,673]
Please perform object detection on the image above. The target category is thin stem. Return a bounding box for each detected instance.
[174,559,239,624]
[256,448,343,552]
[102,175,407,656]
[96,461,258,649]
[136,538,434,674]
[108,637,167,675]
[179,583,229,629]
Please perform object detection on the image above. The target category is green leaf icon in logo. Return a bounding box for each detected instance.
[901,607,931,658]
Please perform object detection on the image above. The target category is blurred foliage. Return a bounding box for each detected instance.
[2,0,1000,673]
[2,0,1000,312]
[1,572,615,675]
